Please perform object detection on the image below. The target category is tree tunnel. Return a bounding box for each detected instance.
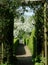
[0,0,48,65]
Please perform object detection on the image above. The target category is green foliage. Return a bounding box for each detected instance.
[14,38,18,44]
[32,3,44,65]
[35,4,44,55]
[13,38,19,54]
[26,28,35,54]
[18,29,25,39]
[0,1,45,65]
[32,55,45,65]
[21,16,25,23]
[0,62,7,65]
[0,1,14,64]
[35,62,44,65]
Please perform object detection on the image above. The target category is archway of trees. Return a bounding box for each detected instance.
[0,0,48,65]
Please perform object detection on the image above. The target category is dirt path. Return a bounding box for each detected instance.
[15,44,33,65]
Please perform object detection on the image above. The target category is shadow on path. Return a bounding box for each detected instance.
[16,44,26,55]
[15,44,33,65]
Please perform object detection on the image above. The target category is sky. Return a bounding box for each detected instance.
[16,6,34,16]
[24,6,34,16]
[24,11,34,16]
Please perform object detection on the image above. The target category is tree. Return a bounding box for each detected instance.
[44,2,47,65]
[0,0,47,65]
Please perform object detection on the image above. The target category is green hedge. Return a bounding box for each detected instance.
[13,38,19,54]
[26,28,35,55]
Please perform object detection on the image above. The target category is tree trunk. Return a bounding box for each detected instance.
[44,2,47,65]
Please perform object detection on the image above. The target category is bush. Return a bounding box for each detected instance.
[26,28,35,54]
[13,38,19,54]
[35,62,44,65]
[1,63,7,65]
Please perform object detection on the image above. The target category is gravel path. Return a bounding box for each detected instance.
[15,44,33,65]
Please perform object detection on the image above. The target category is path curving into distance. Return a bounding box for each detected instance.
[15,44,33,65]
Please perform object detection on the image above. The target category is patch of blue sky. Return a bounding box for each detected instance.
[25,6,30,11]
[16,6,34,16]
[24,10,34,16]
